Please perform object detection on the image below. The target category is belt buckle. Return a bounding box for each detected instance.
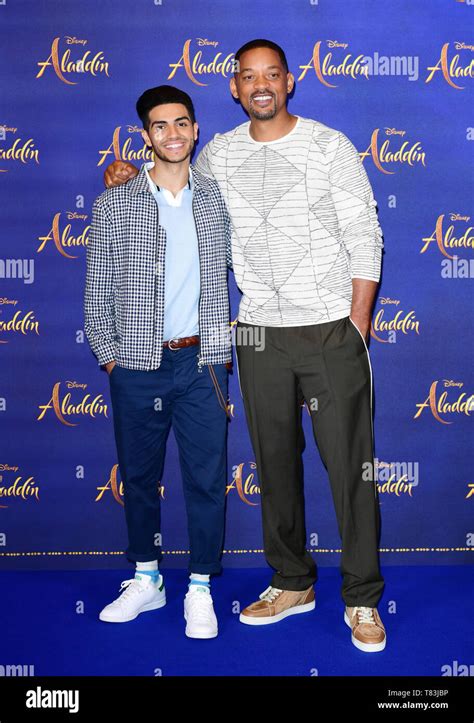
[168,338,180,351]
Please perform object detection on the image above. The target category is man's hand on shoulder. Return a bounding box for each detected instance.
[104,161,138,188]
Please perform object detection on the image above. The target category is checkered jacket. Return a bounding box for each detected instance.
[84,164,232,370]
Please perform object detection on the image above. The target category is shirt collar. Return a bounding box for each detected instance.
[144,161,193,194]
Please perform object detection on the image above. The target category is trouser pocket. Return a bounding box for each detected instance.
[109,363,121,381]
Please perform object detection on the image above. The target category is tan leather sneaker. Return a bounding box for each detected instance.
[344,606,386,652]
[239,585,315,625]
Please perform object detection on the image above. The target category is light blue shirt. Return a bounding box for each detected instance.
[144,162,200,341]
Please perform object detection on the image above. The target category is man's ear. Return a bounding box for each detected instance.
[141,129,152,148]
[229,76,239,100]
[287,72,295,94]
[193,122,199,141]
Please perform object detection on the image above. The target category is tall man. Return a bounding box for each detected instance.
[85,85,232,639]
[105,40,387,652]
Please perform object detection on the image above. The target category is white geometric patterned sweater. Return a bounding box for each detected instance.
[195,115,384,327]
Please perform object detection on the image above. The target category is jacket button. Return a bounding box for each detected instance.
[155,262,163,275]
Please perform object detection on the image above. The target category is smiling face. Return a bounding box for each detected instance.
[230,46,294,121]
[141,103,198,164]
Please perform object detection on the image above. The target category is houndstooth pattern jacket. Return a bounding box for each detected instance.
[84,164,233,371]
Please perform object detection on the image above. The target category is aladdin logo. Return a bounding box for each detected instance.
[360,128,426,174]
[0,464,40,508]
[421,213,473,260]
[0,126,39,172]
[466,483,474,499]
[168,39,235,86]
[425,42,474,89]
[226,463,260,506]
[37,212,90,258]
[414,380,474,424]
[95,464,164,506]
[98,126,153,166]
[36,37,110,84]
[0,299,39,344]
[371,298,419,343]
[37,381,108,426]
[298,40,369,86]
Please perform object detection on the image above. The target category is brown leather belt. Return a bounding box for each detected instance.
[163,335,200,350]
[162,335,233,371]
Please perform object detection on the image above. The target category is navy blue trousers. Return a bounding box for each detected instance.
[109,345,229,574]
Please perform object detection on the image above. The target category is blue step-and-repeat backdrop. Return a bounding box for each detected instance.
[0,0,472,570]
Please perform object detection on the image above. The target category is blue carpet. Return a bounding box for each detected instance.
[1,566,472,676]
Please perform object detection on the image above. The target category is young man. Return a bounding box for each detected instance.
[104,40,387,653]
[85,85,232,639]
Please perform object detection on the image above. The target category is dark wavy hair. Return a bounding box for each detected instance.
[136,85,196,131]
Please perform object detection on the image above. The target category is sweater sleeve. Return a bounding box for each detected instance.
[328,131,384,282]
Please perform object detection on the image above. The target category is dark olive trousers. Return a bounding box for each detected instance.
[236,315,385,608]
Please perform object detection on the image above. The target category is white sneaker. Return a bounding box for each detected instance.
[99,574,166,623]
[184,586,218,639]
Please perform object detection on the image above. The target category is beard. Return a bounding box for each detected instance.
[248,94,277,121]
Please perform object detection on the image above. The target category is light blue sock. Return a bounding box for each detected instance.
[135,561,160,584]
[188,573,210,593]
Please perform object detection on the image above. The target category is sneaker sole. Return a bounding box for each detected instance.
[184,627,218,640]
[344,611,386,652]
[99,595,166,623]
[239,599,315,626]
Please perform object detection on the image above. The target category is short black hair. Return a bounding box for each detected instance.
[234,39,289,74]
[136,85,196,131]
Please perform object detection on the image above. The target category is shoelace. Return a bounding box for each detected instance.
[115,578,149,604]
[186,590,214,622]
[353,606,376,624]
[259,586,283,603]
